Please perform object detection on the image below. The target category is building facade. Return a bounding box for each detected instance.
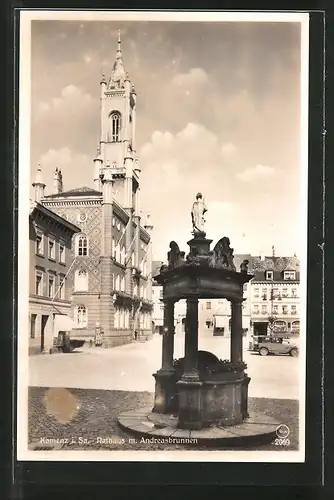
[152,253,300,339]
[249,253,300,336]
[29,200,80,355]
[32,33,154,348]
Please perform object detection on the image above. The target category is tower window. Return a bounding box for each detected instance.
[110,112,121,142]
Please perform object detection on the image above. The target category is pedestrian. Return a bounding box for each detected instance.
[89,339,93,348]
[134,330,138,341]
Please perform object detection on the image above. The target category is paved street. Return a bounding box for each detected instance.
[28,332,300,451]
[29,331,300,400]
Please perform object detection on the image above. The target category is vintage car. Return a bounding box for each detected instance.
[249,333,299,357]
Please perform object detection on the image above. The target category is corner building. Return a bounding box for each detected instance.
[35,34,153,347]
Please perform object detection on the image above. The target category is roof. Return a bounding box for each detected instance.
[44,186,102,198]
[30,202,81,234]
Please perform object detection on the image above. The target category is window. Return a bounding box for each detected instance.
[36,233,44,255]
[114,307,120,328]
[75,269,88,292]
[266,270,274,280]
[134,282,138,296]
[143,261,147,277]
[273,287,279,298]
[112,237,115,258]
[160,305,164,310]
[140,285,144,298]
[121,246,126,265]
[48,238,55,259]
[48,275,55,298]
[30,314,37,339]
[141,243,144,250]
[76,305,87,328]
[35,272,43,296]
[131,252,135,267]
[253,305,259,314]
[284,271,296,280]
[76,235,88,256]
[282,305,288,315]
[261,305,267,314]
[292,288,297,297]
[110,112,121,142]
[121,276,125,292]
[282,288,288,297]
[273,305,279,314]
[112,217,115,227]
[254,288,260,298]
[116,244,120,262]
[206,302,211,310]
[59,243,65,263]
[59,275,65,299]
[159,289,163,299]
[115,275,120,291]
[116,221,121,231]
[291,305,297,315]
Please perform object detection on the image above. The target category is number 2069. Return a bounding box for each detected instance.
[274,438,290,446]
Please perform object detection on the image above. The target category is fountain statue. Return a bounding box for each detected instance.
[191,193,207,236]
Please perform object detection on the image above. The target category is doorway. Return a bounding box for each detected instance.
[253,322,268,336]
[41,315,48,352]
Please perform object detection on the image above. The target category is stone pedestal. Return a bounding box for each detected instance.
[153,369,177,414]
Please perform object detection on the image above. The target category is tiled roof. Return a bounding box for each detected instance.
[44,186,102,198]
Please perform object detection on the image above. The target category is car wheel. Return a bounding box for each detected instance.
[259,347,269,356]
[290,348,298,357]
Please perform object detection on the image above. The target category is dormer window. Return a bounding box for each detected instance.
[284,271,296,280]
[265,270,274,280]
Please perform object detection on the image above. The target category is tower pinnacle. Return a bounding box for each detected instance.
[108,30,127,89]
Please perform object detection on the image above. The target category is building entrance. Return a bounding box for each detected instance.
[253,322,268,336]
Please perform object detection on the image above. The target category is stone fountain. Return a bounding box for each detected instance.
[118,194,281,446]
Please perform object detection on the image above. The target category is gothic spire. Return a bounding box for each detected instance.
[108,30,127,89]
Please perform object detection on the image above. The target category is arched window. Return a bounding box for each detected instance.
[112,237,115,258]
[115,275,120,291]
[121,245,126,265]
[76,305,87,328]
[76,235,88,256]
[109,112,121,142]
[74,269,88,292]
[121,276,125,292]
[116,244,120,262]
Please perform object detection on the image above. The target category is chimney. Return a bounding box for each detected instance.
[53,167,63,194]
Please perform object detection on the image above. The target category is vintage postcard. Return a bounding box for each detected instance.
[17,10,309,462]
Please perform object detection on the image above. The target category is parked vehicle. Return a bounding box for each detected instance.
[250,333,299,357]
[49,314,85,353]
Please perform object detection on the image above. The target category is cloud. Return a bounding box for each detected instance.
[35,85,94,118]
[221,142,237,156]
[36,147,93,194]
[236,164,277,182]
[172,67,209,87]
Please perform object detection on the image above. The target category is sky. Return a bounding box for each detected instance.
[28,17,306,261]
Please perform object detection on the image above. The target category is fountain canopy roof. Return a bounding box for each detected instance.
[155,235,253,302]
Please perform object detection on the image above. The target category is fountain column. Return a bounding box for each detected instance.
[177,297,203,430]
[153,299,176,413]
[230,298,244,363]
